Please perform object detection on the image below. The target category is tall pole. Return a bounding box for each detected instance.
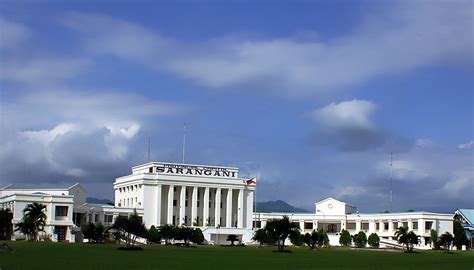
[182,123,186,164]
[390,152,393,212]
[147,128,151,162]
[255,171,258,229]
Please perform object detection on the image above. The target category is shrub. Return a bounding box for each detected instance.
[147,225,161,244]
[339,229,351,247]
[368,233,380,248]
[289,230,303,246]
[191,228,204,244]
[352,231,367,248]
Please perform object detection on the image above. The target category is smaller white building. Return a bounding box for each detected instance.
[0,183,86,242]
[254,197,453,249]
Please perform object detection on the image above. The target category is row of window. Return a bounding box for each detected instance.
[118,185,142,193]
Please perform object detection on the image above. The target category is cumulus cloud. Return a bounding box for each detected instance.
[309,99,413,152]
[62,1,473,96]
[0,89,184,188]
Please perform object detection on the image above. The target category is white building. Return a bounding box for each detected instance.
[1,162,454,247]
[254,197,453,249]
[113,162,256,243]
[0,183,86,242]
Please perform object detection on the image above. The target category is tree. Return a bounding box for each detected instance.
[15,203,46,241]
[0,209,13,240]
[316,228,329,248]
[289,230,303,246]
[353,231,367,248]
[252,228,274,247]
[175,226,194,246]
[147,225,161,244]
[368,233,380,248]
[430,229,440,250]
[439,232,454,253]
[302,230,318,249]
[226,234,239,246]
[395,227,419,253]
[191,228,204,244]
[81,222,108,243]
[339,229,351,247]
[264,216,300,252]
[453,220,469,249]
[159,224,176,245]
[112,210,147,248]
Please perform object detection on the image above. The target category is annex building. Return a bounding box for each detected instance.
[254,197,454,249]
[0,161,455,247]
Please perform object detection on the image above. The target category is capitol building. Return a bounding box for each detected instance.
[0,161,455,248]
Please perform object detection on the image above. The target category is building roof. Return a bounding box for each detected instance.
[1,182,81,191]
[456,209,474,225]
[314,197,356,208]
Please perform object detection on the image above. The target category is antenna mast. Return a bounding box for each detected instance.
[390,152,393,212]
[147,128,151,162]
[182,123,186,164]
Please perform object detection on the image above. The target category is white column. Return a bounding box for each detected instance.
[167,185,174,224]
[203,187,210,226]
[226,188,233,227]
[179,185,186,225]
[156,184,162,226]
[215,188,221,226]
[191,186,198,226]
[237,189,244,228]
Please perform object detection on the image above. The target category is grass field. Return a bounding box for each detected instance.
[0,241,473,270]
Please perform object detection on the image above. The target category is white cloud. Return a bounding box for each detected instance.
[63,1,473,96]
[458,140,474,150]
[0,18,30,49]
[311,99,376,131]
[337,186,367,198]
[0,58,90,85]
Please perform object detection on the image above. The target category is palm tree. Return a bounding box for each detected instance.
[227,234,239,246]
[0,209,13,240]
[15,203,46,241]
[265,216,300,252]
[395,227,418,252]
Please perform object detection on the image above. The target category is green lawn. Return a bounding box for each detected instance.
[0,241,472,270]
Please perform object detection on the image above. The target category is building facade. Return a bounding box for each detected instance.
[0,183,86,242]
[254,197,454,249]
[113,162,256,243]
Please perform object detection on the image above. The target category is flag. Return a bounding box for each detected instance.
[246,177,257,185]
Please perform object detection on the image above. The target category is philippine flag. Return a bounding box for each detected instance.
[246,177,257,185]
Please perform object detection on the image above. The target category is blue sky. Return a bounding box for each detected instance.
[1,0,473,212]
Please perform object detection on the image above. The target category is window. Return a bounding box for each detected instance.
[149,167,153,173]
[55,206,68,217]
[106,215,113,223]
[197,201,200,207]
[209,201,212,208]
[173,200,177,207]
[185,201,188,207]
[384,222,389,230]
[425,221,433,230]
[135,197,137,202]
[220,202,223,208]
[402,222,408,228]
[362,223,369,231]
[346,223,356,230]
[393,222,398,230]
[376,222,380,230]
[413,222,418,230]
[95,214,99,223]
[253,221,262,228]
[304,222,313,230]
[173,187,177,192]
